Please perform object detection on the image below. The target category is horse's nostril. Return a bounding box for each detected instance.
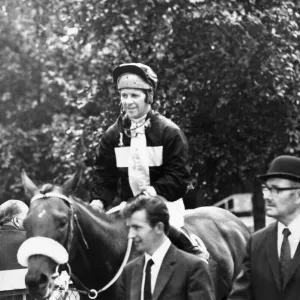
[39,273,49,285]
[26,273,49,288]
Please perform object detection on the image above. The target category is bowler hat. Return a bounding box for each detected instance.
[258,155,300,182]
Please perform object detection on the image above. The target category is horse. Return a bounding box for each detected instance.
[18,169,250,300]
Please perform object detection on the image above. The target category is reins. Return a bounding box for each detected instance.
[67,238,132,299]
[30,192,132,299]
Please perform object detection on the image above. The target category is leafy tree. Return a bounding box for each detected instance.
[1,0,300,232]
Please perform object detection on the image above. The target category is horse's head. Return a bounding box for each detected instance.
[18,169,81,299]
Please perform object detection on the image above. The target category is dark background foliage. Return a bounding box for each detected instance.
[1,0,300,223]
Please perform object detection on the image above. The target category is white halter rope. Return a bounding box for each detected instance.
[18,192,132,299]
[82,238,133,299]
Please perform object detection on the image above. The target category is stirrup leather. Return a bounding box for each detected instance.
[180,227,210,260]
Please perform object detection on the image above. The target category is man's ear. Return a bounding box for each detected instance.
[296,189,300,203]
[155,222,165,234]
[12,216,21,229]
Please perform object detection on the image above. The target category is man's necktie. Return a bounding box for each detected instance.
[280,227,291,288]
[144,259,154,300]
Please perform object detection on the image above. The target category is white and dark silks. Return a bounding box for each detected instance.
[91,109,191,208]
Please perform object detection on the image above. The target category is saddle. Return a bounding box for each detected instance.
[168,226,210,262]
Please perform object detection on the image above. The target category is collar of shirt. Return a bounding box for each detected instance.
[0,224,19,230]
[277,214,300,258]
[1,222,19,230]
[129,114,148,137]
[141,238,171,299]
[144,237,171,268]
[130,114,147,128]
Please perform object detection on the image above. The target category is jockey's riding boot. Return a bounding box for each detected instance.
[168,225,202,255]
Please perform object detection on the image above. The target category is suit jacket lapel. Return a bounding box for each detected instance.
[283,240,300,289]
[152,244,177,300]
[265,222,281,290]
[130,256,144,300]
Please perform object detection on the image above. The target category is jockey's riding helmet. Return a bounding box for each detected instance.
[113,63,158,95]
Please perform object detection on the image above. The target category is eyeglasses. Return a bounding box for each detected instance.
[261,185,300,197]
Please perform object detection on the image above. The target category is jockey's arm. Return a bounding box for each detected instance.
[150,126,191,201]
[91,128,119,208]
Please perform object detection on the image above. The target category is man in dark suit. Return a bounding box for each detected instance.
[0,200,28,300]
[228,155,300,300]
[117,195,214,300]
[0,200,28,271]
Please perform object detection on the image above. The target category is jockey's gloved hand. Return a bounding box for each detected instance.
[90,199,105,212]
[140,186,157,198]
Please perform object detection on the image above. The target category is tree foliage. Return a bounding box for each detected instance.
[1,0,300,206]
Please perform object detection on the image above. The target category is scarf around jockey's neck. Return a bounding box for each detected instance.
[117,111,152,144]
[129,113,148,136]
[129,113,147,125]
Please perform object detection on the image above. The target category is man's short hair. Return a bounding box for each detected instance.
[0,200,28,226]
[124,195,170,234]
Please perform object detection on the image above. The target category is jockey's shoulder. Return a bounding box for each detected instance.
[152,113,181,132]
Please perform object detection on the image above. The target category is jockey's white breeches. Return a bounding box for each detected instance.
[165,198,185,229]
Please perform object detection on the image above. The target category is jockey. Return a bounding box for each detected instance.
[90,63,202,256]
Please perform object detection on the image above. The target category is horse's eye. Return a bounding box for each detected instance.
[59,218,68,228]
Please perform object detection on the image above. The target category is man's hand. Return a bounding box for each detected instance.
[90,199,105,213]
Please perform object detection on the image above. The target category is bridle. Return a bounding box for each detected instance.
[31,193,89,252]
[29,192,132,299]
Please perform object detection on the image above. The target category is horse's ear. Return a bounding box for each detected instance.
[21,169,39,200]
[61,165,83,195]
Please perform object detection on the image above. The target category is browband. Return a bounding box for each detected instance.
[31,193,71,203]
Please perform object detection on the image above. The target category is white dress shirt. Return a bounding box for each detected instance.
[277,214,300,258]
[140,238,171,300]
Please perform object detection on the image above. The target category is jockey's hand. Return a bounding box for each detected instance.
[90,199,105,213]
[140,186,157,198]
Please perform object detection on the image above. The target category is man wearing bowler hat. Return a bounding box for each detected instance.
[228,155,300,300]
